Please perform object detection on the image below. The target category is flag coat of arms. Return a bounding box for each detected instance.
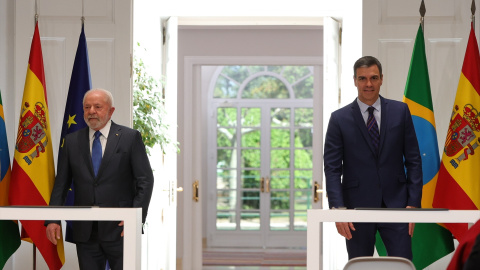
[9,22,65,270]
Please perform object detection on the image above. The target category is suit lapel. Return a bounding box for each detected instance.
[97,122,122,178]
[378,96,388,155]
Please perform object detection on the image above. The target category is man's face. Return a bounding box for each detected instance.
[354,65,383,105]
[83,91,115,130]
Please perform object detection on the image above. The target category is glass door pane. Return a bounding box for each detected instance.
[268,107,313,234]
[216,107,237,230]
[240,107,261,231]
[270,107,291,231]
[293,108,313,231]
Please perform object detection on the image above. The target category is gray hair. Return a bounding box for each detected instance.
[83,88,115,107]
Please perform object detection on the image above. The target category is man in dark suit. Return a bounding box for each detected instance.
[46,88,154,270]
[323,56,422,260]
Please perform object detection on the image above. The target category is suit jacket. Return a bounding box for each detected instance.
[48,121,154,242]
[324,96,422,209]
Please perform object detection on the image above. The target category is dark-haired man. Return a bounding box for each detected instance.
[324,56,422,260]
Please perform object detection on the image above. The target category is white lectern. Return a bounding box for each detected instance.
[0,206,142,269]
[307,209,480,270]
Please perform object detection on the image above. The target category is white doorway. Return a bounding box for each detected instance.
[179,23,325,268]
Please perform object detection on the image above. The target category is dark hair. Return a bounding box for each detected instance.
[353,56,382,78]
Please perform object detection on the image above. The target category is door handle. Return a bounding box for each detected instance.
[260,177,270,193]
[161,187,183,192]
[313,181,322,202]
[266,177,270,193]
[161,185,184,203]
[193,180,199,202]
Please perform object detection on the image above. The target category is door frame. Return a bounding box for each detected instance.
[182,56,322,269]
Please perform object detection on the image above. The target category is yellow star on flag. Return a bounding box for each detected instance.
[67,114,77,128]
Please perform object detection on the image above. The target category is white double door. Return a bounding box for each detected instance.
[206,98,315,248]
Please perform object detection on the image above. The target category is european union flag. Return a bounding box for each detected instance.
[60,23,91,242]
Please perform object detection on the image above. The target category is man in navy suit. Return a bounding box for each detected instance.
[324,56,422,260]
[46,88,154,270]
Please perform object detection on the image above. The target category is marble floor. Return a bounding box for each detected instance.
[202,248,306,270]
[203,267,306,270]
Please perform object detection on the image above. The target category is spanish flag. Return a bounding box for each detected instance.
[9,22,65,270]
[432,23,480,241]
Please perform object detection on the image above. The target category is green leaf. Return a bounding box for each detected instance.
[132,44,179,155]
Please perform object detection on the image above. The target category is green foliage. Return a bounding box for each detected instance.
[133,43,179,155]
[243,76,289,99]
[216,105,313,210]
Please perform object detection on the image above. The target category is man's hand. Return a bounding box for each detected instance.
[46,223,62,245]
[119,221,124,237]
[335,222,355,240]
[406,206,416,236]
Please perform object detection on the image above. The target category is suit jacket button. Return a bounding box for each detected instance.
[94,182,98,187]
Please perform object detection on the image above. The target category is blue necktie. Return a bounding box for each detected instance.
[92,131,102,176]
[367,106,380,153]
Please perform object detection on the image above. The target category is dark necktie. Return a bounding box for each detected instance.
[367,106,380,152]
[92,131,102,176]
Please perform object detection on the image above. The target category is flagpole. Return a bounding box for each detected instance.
[472,0,476,31]
[34,0,38,25]
[33,244,36,270]
[420,0,426,32]
[33,1,38,268]
[82,0,85,25]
